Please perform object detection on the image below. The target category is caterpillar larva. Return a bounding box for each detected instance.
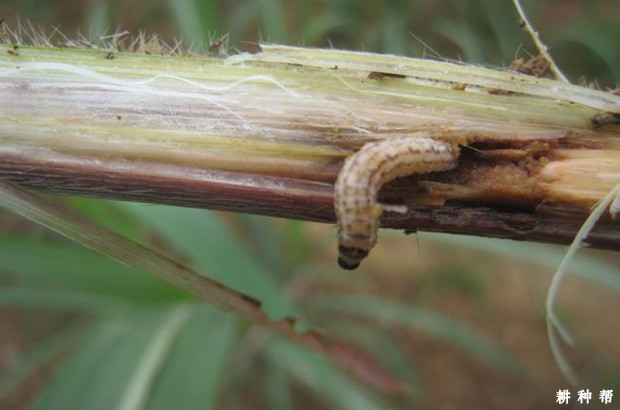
[334,134,459,270]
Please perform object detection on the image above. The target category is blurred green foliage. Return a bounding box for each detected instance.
[0,200,525,409]
[1,0,619,85]
[0,0,619,409]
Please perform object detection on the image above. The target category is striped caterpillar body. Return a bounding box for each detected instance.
[334,135,459,270]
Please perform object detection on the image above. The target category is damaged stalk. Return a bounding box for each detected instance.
[0,41,619,248]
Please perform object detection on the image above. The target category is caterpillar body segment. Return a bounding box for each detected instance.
[334,135,459,270]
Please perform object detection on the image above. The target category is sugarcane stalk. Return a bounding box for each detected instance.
[1,42,619,248]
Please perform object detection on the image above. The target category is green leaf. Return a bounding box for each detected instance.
[65,198,143,242]
[484,1,525,62]
[0,326,82,403]
[12,302,238,410]
[266,337,396,410]
[321,321,422,396]
[306,293,522,375]
[257,0,287,42]
[166,0,209,50]
[380,6,409,55]
[31,320,128,410]
[115,306,192,410]
[283,220,311,269]
[237,214,286,276]
[32,306,192,410]
[0,236,187,304]
[263,359,295,410]
[424,234,620,292]
[300,14,346,45]
[118,204,291,318]
[553,27,620,83]
[145,304,239,410]
[85,0,110,42]
[434,21,487,62]
[0,288,133,315]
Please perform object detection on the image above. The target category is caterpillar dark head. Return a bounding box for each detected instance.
[337,245,368,270]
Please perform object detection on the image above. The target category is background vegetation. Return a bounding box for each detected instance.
[0,0,619,409]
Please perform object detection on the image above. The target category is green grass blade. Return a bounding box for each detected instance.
[434,21,486,62]
[263,359,295,410]
[65,198,144,241]
[31,320,128,410]
[0,236,187,304]
[237,214,286,275]
[0,288,133,315]
[32,306,190,410]
[118,203,291,318]
[85,0,110,42]
[145,304,239,410]
[322,321,422,395]
[0,325,82,403]
[283,220,311,270]
[166,0,208,50]
[306,293,522,375]
[266,337,397,410]
[116,305,192,410]
[424,233,620,291]
[257,0,287,42]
